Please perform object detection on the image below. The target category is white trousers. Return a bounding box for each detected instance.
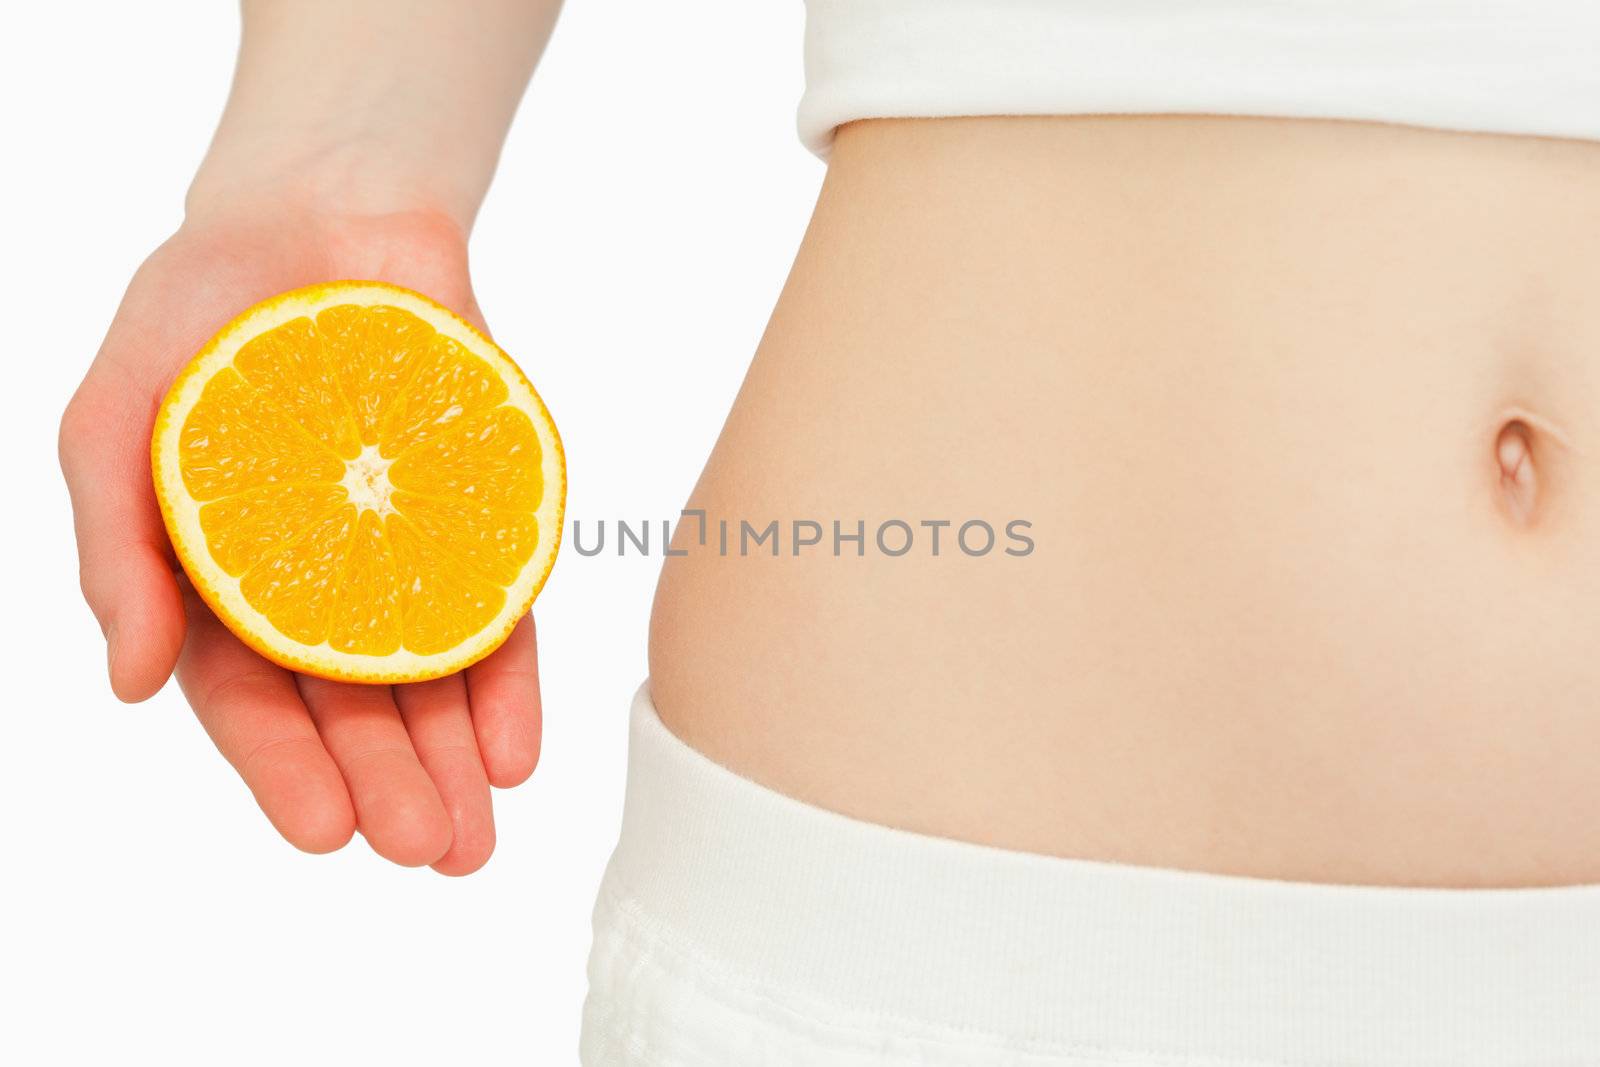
[582,683,1600,1065]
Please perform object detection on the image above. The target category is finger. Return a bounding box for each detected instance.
[298,676,453,868]
[466,614,542,788]
[176,587,354,854]
[395,675,496,876]
[60,369,185,702]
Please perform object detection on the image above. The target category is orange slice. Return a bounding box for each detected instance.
[152,281,565,683]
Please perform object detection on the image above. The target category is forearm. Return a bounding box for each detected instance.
[187,0,560,229]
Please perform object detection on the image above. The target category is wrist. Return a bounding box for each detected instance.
[185,130,481,233]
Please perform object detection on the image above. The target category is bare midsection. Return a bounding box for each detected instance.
[648,115,1600,887]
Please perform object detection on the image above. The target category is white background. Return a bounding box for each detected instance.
[2,2,818,1062]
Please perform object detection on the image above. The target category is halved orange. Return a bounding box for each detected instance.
[152,281,564,683]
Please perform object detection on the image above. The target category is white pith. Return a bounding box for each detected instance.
[153,283,565,682]
[341,444,397,517]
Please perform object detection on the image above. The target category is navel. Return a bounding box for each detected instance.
[1494,417,1539,526]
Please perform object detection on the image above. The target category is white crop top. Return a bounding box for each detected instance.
[798,0,1600,157]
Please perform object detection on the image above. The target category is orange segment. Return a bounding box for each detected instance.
[233,316,362,458]
[153,282,565,683]
[199,483,350,577]
[318,304,437,445]
[377,335,509,457]
[238,505,359,646]
[391,491,539,586]
[386,515,507,656]
[178,367,344,500]
[389,407,544,508]
[328,512,403,656]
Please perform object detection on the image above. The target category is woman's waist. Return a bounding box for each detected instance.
[649,336,1600,888]
[738,115,1600,537]
[788,115,1600,397]
[647,114,1600,888]
[647,453,1600,887]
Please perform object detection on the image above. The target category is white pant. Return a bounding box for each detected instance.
[582,684,1600,1065]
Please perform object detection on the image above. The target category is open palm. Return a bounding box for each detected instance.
[60,206,540,874]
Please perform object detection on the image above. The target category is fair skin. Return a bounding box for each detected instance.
[66,4,1600,892]
[58,0,561,874]
[651,114,1600,888]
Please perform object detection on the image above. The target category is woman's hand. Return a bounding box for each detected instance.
[61,0,559,874]
[59,205,541,874]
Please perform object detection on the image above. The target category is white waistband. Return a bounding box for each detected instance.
[601,683,1600,1064]
[798,0,1600,157]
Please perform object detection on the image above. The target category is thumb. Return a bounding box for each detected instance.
[59,372,185,702]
